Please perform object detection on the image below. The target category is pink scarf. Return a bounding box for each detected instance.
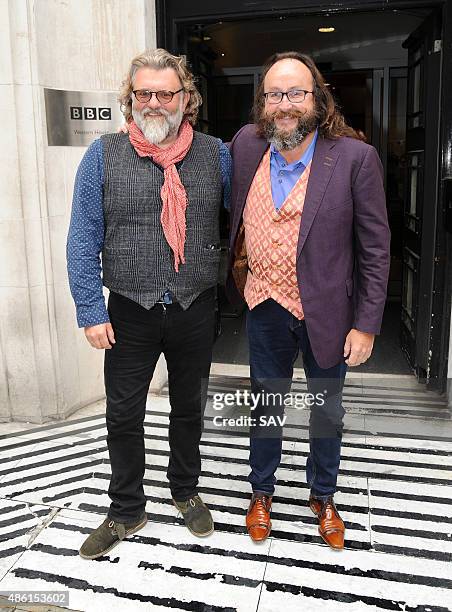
[128,119,194,272]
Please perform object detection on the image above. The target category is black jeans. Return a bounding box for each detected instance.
[104,289,215,523]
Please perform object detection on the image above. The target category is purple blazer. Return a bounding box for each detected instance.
[226,124,391,369]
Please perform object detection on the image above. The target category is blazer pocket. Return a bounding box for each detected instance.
[346,278,354,297]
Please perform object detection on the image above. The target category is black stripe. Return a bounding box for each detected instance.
[0,503,26,515]
[10,568,236,612]
[202,436,452,458]
[0,527,35,543]
[373,543,451,562]
[0,447,105,478]
[32,543,120,563]
[42,486,98,504]
[371,507,452,523]
[0,423,105,452]
[0,508,49,529]
[341,441,452,457]
[2,459,104,487]
[344,407,449,419]
[140,561,262,588]
[0,545,25,559]
[370,489,452,505]
[262,579,449,611]
[0,437,106,466]
[0,414,105,441]
[371,524,452,541]
[277,454,452,472]
[4,474,92,500]
[201,435,452,461]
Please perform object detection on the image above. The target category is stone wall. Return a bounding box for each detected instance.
[0,0,162,423]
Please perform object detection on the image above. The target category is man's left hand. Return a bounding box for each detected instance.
[343,329,375,366]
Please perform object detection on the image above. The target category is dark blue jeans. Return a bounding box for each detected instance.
[247,299,347,499]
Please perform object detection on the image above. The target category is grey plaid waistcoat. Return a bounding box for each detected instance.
[101,131,222,310]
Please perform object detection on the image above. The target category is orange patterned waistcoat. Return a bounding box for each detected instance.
[243,149,312,319]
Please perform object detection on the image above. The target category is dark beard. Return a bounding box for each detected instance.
[259,108,318,150]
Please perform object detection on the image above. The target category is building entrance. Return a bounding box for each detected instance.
[157,0,451,393]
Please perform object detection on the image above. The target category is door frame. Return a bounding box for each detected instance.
[156,0,452,395]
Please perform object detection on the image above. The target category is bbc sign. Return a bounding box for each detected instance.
[70,106,112,121]
[45,88,123,146]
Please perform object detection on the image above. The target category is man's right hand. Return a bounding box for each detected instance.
[84,322,116,349]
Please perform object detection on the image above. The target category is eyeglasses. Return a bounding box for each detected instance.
[132,88,184,104]
[263,89,313,104]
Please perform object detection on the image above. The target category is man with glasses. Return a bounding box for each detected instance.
[226,52,390,549]
[67,48,231,559]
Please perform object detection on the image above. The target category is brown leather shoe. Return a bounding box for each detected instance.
[309,495,322,516]
[310,495,345,550]
[246,493,272,542]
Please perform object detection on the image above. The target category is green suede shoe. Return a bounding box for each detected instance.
[173,495,214,537]
[79,513,147,559]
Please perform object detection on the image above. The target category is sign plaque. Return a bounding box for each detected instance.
[44,88,124,146]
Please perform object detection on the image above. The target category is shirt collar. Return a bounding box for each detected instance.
[270,128,318,169]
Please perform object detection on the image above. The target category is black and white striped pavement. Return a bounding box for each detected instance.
[0,373,451,611]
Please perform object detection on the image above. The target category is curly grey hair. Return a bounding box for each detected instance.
[119,48,202,124]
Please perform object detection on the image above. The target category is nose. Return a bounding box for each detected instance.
[279,92,295,110]
[145,93,162,110]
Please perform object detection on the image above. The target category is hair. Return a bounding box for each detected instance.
[119,48,202,124]
[253,51,363,140]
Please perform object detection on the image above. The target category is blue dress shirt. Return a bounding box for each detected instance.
[67,138,232,328]
[270,129,318,210]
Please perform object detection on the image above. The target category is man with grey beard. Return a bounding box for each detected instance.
[226,52,390,549]
[67,48,231,559]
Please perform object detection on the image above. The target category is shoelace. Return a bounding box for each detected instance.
[108,520,126,540]
[319,500,343,533]
[250,496,271,525]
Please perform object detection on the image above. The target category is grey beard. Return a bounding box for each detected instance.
[132,104,184,145]
[263,113,318,151]
[267,125,311,151]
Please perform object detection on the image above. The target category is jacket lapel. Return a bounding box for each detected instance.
[296,137,338,260]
